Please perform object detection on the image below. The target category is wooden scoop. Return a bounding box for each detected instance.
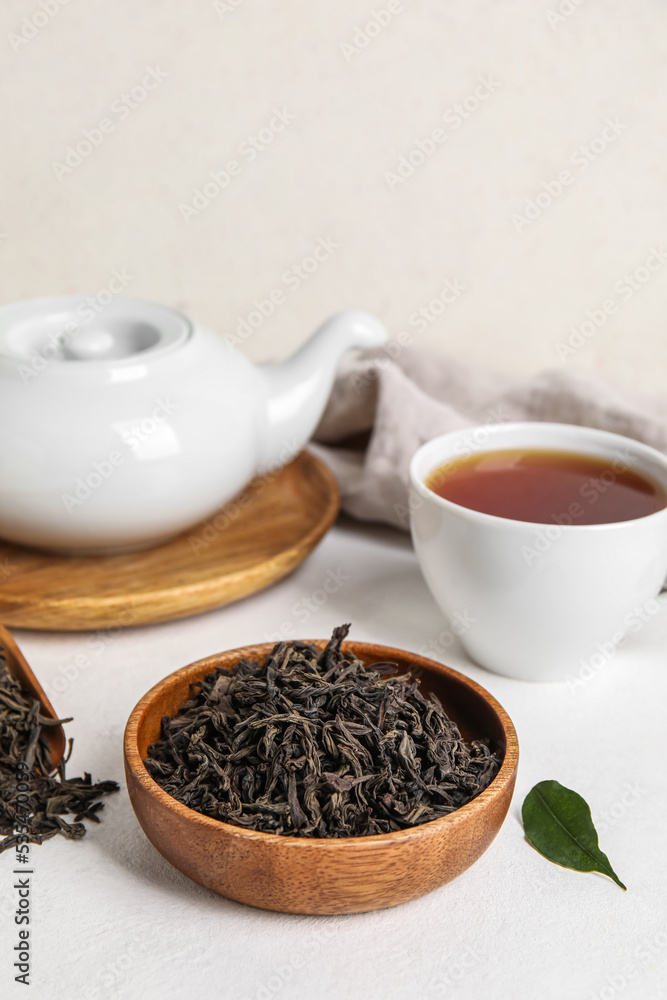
[0,623,66,772]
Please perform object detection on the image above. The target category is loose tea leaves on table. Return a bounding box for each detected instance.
[145,624,500,837]
[0,650,119,854]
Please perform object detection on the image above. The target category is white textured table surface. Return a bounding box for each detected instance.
[3,518,667,1000]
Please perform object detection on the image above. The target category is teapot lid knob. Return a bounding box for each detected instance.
[62,329,117,360]
[60,320,165,361]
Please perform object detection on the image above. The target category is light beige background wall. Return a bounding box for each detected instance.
[1,1,665,393]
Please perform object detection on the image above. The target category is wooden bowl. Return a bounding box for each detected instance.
[123,641,519,914]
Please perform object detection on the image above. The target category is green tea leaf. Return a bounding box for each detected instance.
[522,779,627,890]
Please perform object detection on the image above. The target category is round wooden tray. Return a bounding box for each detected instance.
[0,451,339,631]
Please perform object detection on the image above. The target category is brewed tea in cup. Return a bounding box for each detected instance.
[409,423,667,682]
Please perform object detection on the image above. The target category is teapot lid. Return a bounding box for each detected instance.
[0,296,191,365]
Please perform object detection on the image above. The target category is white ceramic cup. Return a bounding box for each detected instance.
[409,422,667,682]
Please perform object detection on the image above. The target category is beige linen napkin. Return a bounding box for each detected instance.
[312,347,667,530]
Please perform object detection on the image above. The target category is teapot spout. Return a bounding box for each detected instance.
[257,310,387,473]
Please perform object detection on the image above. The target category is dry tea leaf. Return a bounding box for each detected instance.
[0,651,119,853]
[145,624,500,837]
[522,779,627,890]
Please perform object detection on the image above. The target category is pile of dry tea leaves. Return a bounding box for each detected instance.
[145,624,499,837]
[0,651,119,854]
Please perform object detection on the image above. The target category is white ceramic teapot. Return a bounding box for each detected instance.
[0,296,387,553]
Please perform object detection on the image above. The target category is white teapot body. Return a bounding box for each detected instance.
[0,297,386,553]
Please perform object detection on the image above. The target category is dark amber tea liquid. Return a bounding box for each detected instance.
[426,448,667,525]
